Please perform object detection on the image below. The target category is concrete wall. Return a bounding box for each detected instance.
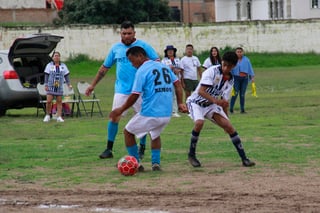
[0,19,319,61]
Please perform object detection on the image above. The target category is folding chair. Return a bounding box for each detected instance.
[36,83,47,116]
[36,83,80,117]
[77,81,103,117]
[62,84,80,117]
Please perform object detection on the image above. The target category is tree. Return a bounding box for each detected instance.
[59,0,172,25]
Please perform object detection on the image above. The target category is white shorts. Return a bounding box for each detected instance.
[125,114,171,140]
[187,102,229,124]
[112,93,142,116]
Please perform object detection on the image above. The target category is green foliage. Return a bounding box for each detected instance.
[63,52,320,77]
[59,0,172,24]
[65,54,105,77]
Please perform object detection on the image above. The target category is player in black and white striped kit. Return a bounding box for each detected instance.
[186,51,255,167]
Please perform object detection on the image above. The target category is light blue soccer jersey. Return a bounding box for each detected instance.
[103,40,159,95]
[132,60,178,117]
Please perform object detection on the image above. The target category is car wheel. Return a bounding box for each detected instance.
[0,106,6,116]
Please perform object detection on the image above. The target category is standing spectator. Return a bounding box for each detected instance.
[109,46,187,171]
[229,47,255,114]
[161,45,184,117]
[186,51,255,168]
[202,46,222,70]
[43,51,72,123]
[86,21,159,159]
[180,44,202,101]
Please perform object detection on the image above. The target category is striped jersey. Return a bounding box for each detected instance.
[188,65,234,107]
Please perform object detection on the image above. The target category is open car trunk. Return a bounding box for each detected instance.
[8,34,64,88]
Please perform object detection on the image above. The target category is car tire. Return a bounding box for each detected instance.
[0,106,6,116]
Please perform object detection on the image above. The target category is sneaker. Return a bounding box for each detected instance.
[99,149,113,159]
[43,115,50,122]
[139,144,145,160]
[152,163,161,171]
[242,159,255,167]
[138,164,145,172]
[56,116,64,122]
[188,154,201,167]
[240,110,247,114]
[172,112,181,117]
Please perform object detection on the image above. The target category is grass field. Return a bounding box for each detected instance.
[0,64,320,212]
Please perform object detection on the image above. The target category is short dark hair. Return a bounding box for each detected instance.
[186,44,193,49]
[126,46,146,57]
[121,21,134,30]
[222,51,238,66]
[236,47,244,51]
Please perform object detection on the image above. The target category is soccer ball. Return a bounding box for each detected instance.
[117,155,139,176]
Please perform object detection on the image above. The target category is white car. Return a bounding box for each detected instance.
[0,34,63,116]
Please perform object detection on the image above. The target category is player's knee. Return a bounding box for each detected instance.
[194,120,204,131]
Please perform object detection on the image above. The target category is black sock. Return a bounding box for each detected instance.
[107,140,114,151]
[189,130,200,156]
[230,132,247,161]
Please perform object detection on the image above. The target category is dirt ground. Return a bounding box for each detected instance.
[1,166,320,213]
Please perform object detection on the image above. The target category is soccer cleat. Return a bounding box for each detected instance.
[139,144,145,160]
[99,149,113,159]
[56,116,64,122]
[242,159,255,167]
[152,163,161,171]
[138,164,145,172]
[188,154,201,167]
[43,114,50,122]
[172,112,181,117]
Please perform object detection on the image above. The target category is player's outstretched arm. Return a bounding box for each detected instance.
[174,81,188,113]
[86,65,109,96]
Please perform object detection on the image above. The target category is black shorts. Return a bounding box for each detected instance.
[183,79,199,92]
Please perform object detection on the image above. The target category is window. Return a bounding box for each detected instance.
[269,0,284,19]
[236,0,241,20]
[247,1,252,20]
[274,1,279,19]
[312,0,319,8]
[269,1,274,19]
[279,0,284,18]
[236,0,252,20]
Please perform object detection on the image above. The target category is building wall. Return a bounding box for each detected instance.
[291,0,320,19]
[216,0,320,22]
[169,0,215,23]
[0,9,58,23]
[0,0,46,8]
[1,20,319,61]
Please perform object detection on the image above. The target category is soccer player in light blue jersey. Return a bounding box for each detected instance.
[109,46,187,171]
[86,21,159,160]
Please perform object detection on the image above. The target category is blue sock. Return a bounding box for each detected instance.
[126,144,140,163]
[151,149,161,165]
[139,135,146,146]
[107,121,118,142]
